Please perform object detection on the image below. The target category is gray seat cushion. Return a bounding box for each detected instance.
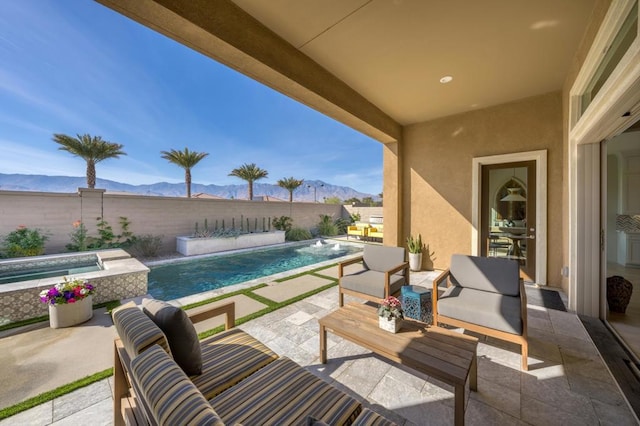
[437,286,523,335]
[450,254,520,296]
[340,270,406,299]
[363,245,406,273]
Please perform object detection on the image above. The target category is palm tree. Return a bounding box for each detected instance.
[52,133,126,189]
[228,163,269,200]
[277,177,304,202]
[160,148,209,198]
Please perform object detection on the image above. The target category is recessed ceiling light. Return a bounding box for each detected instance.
[439,75,453,84]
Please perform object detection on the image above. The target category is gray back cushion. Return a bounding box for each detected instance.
[363,245,406,273]
[449,254,520,296]
[142,298,203,375]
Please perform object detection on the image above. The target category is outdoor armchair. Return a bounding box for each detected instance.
[338,245,409,306]
[432,254,528,370]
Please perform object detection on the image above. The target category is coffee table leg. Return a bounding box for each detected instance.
[470,352,477,392]
[454,384,465,426]
[319,324,327,363]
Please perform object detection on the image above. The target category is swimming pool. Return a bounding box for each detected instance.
[148,241,362,301]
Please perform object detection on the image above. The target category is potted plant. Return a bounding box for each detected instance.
[407,234,423,271]
[40,277,95,328]
[377,296,404,333]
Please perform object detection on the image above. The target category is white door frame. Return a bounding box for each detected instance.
[568,0,640,315]
[471,150,548,285]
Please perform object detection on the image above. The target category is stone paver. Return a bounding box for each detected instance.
[253,274,334,303]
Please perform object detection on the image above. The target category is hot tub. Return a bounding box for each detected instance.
[0,249,149,325]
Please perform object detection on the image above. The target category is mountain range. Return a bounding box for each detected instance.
[0,173,375,202]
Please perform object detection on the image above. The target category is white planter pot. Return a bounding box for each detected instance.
[408,252,423,271]
[49,295,93,329]
[176,231,286,256]
[378,316,401,333]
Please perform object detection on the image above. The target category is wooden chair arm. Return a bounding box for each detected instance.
[338,256,364,278]
[187,301,235,330]
[433,268,451,297]
[383,261,410,296]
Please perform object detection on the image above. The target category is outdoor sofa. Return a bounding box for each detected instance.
[112,299,396,425]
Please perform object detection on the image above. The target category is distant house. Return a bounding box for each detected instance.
[192,193,225,199]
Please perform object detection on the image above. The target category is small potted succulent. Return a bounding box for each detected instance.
[407,234,423,271]
[377,296,404,333]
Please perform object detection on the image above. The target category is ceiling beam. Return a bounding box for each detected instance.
[95,0,402,143]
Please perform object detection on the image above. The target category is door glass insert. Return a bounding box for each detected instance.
[481,161,537,281]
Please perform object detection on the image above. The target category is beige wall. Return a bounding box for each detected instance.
[401,92,564,286]
[0,190,344,255]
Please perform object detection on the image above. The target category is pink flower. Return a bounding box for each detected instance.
[72,220,82,228]
[68,298,76,303]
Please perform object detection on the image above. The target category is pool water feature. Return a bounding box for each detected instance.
[148,241,363,301]
[0,260,101,284]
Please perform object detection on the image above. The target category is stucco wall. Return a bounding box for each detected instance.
[402,91,564,286]
[0,189,345,255]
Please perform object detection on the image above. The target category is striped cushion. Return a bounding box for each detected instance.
[210,357,362,425]
[191,328,279,400]
[130,345,224,426]
[112,302,170,359]
[352,408,397,426]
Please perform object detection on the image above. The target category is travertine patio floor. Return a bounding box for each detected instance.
[1,270,638,425]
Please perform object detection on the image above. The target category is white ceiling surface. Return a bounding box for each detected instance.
[231,0,596,125]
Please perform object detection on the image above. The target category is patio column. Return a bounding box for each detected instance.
[383,141,402,247]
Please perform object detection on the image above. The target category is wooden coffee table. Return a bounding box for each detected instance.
[319,303,478,426]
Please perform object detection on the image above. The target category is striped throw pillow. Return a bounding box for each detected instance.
[112,302,170,359]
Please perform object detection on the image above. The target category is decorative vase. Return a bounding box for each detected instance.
[49,295,93,329]
[408,252,422,272]
[606,276,633,313]
[378,316,401,333]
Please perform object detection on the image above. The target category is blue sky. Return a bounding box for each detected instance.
[0,1,382,195]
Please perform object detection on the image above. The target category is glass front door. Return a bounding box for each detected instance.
[480,161,537,282]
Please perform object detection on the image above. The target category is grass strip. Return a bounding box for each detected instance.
[274,263,338,282]
[180,283,268,310]
[0,368,113,420]
[197,281,337,340]
[1,300,122,332]
[0,315,48,332]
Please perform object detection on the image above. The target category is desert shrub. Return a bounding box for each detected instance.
[316,214,338,236]
[273,216,293,232]
[334,218,351,234]
[67,217,135,251]
[130,234,164,258]
[2,225,48,257]
[286,228,312,241]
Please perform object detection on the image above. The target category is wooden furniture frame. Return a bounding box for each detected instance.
[319,303,478,426]
[432,269,529,371]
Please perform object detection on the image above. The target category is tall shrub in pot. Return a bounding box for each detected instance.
[407,234,423,271]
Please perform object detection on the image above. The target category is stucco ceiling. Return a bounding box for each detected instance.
[231,0,597,125]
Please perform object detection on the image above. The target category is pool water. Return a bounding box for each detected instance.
[148,242,362,301]
[0,262,102,285]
